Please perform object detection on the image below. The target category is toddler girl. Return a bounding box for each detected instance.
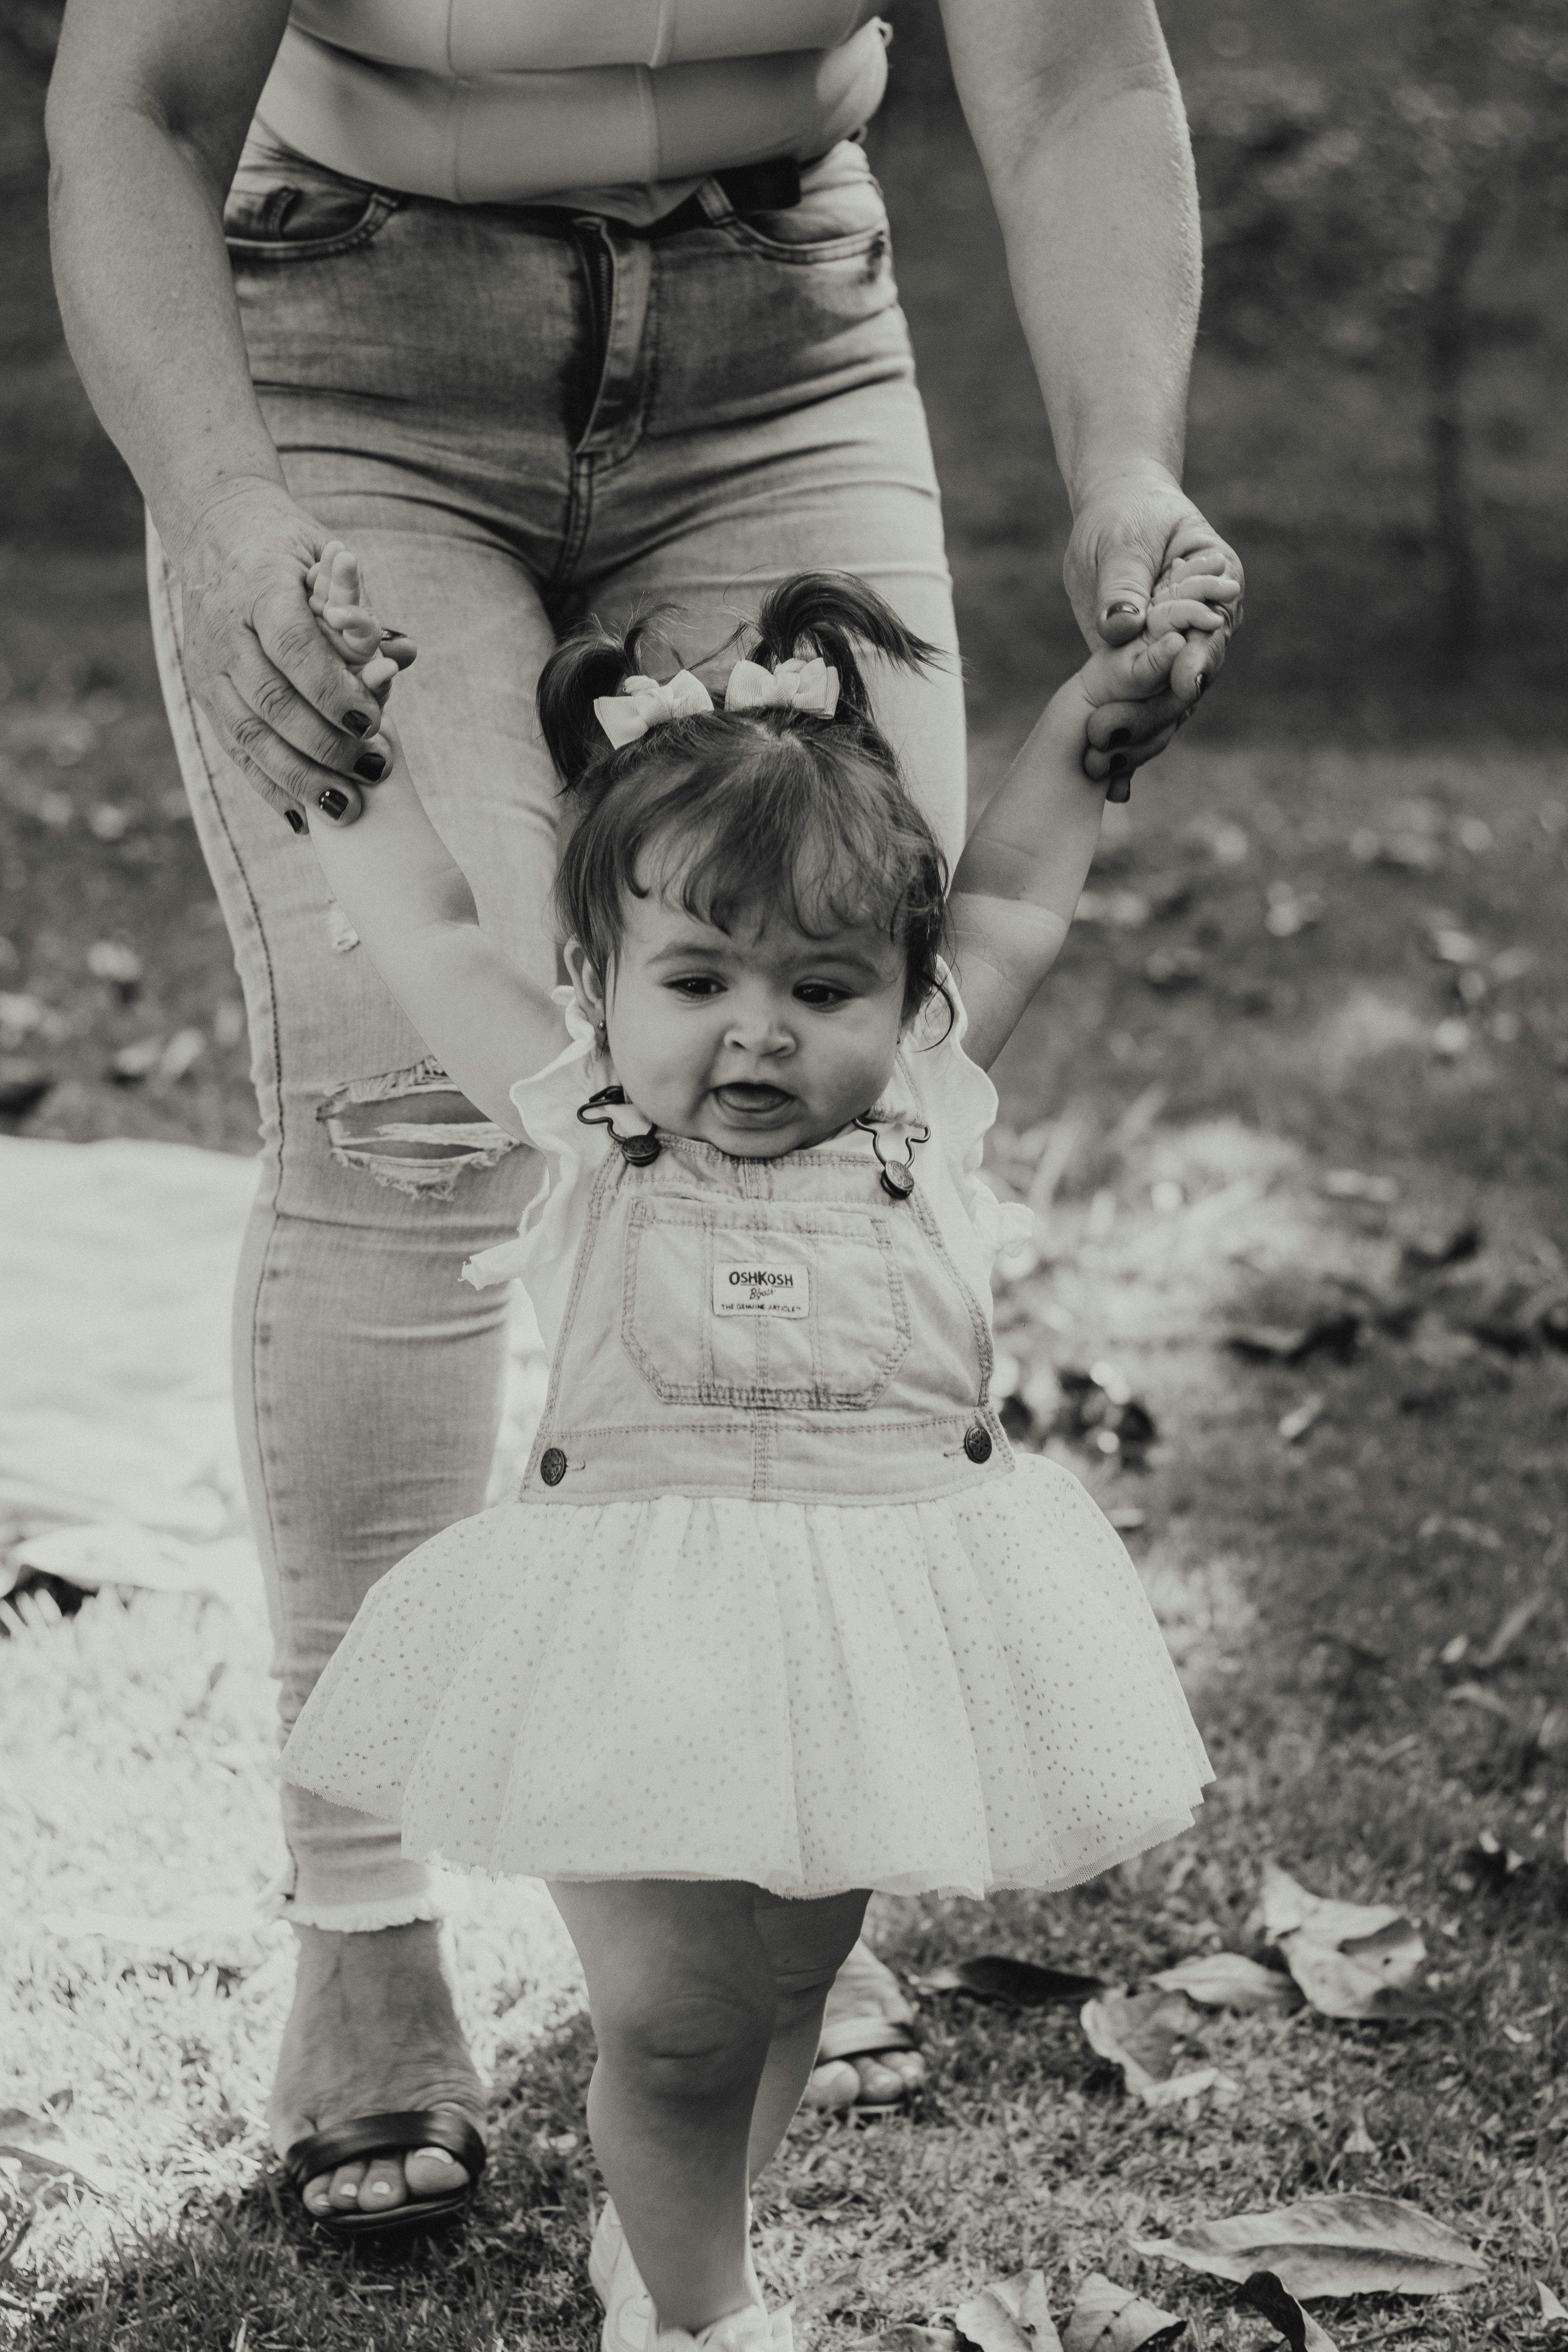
[285,555,1213,2349]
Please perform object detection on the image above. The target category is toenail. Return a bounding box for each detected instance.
[416,2146,457,2164]
[370,2182,393,2197]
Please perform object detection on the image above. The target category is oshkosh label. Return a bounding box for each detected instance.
[713,1261,810,1317]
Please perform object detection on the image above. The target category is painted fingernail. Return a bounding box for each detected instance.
[354,753,387,783]
[379,625,410,642]
[285,807,306,835]
[1107,728,1132,750]
[318,788,349,819]
[1193,673,1208,698]
[1105,600,1142,619]
[1109,753,1131,777]
[343,709,373,738]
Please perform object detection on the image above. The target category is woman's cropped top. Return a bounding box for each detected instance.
[257,0,895,218]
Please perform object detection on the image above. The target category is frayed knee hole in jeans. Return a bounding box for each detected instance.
[318,1057,519,1200]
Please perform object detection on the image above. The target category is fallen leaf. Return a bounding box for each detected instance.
[957,2269,1063,2352]
[916,1956,1107,2008]
[1238,2270,1338,2350]
[0,2111,113,2203]
[1475,1592,1547,1669]
[1080,1991,1229,2107]
[1260,1864,1436,2020]
[1149,1953,1301,2016]
[1323,1171,1399,1205]
[1061,2273,1183,2351]
[1278,1394,1324,1444]
[1131,2192,1486,2298]
[1539,2280,1567,2324]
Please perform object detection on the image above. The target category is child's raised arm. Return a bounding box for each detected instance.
[303,552,562,1136]
[950,630,1184,1071]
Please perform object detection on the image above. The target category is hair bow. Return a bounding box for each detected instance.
[724,655,840,719]
[593,668,714,749]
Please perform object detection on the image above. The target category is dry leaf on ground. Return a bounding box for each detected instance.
[1239,2270,1339,2350]
[956,2269,1063,2352]
[1080,1991,1235,2107]
[916,1956,1107,2008]
[1060,2272,1184,2350]
[1149,1953,1302,2015]
[1538,2280,1567,2324]
[0,2109,113,2203]
[1131,2191,1486,2298]
[1260,1863,1439,2020]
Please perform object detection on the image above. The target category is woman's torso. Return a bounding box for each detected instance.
[258,0,897,214]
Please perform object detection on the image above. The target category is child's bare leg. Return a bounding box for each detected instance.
[550,1879,774,2336]
[747,1888,869,2177]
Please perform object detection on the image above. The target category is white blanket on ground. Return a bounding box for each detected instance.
[0,1136,546,1604]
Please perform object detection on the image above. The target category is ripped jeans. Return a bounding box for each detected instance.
[149,132,964,1928]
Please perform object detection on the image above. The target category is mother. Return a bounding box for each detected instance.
[46,0,1238,2237]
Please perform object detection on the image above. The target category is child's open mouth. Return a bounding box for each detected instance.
[713,1083,795,1119]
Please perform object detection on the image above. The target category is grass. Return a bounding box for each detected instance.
[5,740,1568,2349]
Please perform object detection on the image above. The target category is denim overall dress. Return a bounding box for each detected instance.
[283,986,1213,1900]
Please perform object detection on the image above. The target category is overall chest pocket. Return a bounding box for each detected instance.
[622,1201,910,1410]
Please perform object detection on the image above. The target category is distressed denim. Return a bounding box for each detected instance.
[149,130,964,1927]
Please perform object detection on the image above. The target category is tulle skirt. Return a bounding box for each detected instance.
[282,1455,1212,1901]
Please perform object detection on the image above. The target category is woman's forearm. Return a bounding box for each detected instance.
[46,0,291,568]
[940,0,1200,509]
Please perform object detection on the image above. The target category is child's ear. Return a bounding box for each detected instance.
[564,939,606,1031]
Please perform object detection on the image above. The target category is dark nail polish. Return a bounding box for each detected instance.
[343,709,373,738]
[1105,600,1142,620]
[1107,727,1132,750]
[353,753,387,783]
[318,788,349,820]
[1193,673,1209,698]
[379,624,410,642]
[1109,753,1131,777]
[284,806,306,835]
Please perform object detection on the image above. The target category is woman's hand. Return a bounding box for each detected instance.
[1065,466,1243,794]
[176,486,415,828]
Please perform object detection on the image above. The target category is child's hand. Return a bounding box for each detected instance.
[1083,555,1241,800]
[305,541,410,699]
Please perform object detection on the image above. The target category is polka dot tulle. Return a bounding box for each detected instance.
[283,1455,1212,1900]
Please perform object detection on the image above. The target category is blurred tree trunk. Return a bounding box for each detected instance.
[1423,183,1495,677]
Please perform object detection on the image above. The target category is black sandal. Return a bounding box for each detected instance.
[284,2107,487,2240]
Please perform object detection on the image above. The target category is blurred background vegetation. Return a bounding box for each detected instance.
[2,0,1566,742]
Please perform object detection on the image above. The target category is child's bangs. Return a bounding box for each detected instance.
[641,766,916,952]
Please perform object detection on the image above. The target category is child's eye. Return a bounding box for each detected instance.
[794,982,851,1009]
[666,975,725,999]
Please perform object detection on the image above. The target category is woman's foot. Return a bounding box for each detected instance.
[802,1939,926,2111]
[269,1918,486,2218]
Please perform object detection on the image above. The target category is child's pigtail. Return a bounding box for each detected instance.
[538,614,676,791]
[750,572,944,727]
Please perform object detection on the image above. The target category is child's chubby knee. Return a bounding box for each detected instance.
[603,1976,778,2102]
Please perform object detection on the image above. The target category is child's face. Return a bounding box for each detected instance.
[571,881,910,1157]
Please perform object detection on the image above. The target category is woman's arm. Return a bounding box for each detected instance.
[938,0,1242,780]
[304,724,564,1138]
[45,0,402,821]
[949,632,1183,1071]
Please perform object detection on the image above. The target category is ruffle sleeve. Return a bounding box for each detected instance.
[460,990,651,1346]
[906,966,1034,1266]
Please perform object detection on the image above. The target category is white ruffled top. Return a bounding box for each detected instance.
[461,967,1033,1351]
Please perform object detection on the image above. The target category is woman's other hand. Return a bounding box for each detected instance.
[177,488,415,829]
[1064,467,1243,795]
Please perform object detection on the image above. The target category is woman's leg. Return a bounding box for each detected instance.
[552,1881,870,2335]
[148,512,562,2214]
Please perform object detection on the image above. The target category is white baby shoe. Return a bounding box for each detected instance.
[590,2198,789,2352]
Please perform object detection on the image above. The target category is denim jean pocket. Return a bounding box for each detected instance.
[715,140,890,266]
[224,137,400,258]
[622,1199,910,1409]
